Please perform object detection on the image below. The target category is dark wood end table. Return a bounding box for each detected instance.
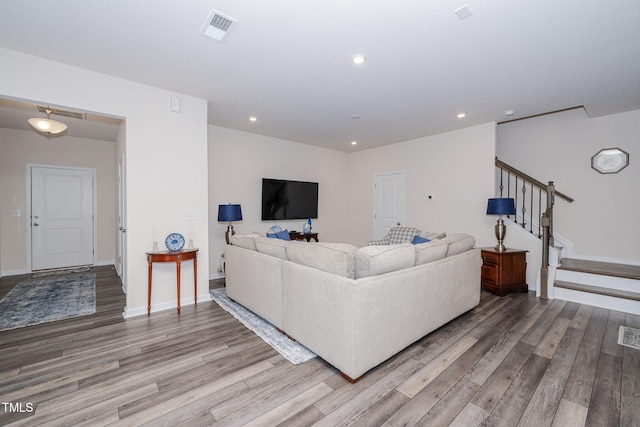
[288,232,319,242]
[480,248,528,296]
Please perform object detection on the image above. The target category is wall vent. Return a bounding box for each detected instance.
[200,10,237,42]
[36,105,85,120]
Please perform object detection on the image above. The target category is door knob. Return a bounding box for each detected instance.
[33,223,39,226]
[121,228,126,233]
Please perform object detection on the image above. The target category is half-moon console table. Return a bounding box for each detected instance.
[146,248,198,315]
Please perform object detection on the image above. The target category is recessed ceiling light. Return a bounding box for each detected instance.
[504,109,515,116]
[457,113,466,118]
[249,116,257,122]
[351,54,366,65]
[351,114,360,119]
[351,141,358,145]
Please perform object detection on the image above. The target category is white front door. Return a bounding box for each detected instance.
[31,166,95,270]
[373,171,405,240]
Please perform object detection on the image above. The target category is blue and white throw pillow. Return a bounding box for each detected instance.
[267,229,291,240]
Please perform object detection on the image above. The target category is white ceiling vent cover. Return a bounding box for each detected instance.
[200,10,237,42]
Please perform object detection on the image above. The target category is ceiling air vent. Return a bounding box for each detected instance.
[200,10,237,42]
[36,105,85,120]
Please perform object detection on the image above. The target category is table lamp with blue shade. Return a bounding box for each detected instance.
[487,198,516,252]
[218,203,242,244]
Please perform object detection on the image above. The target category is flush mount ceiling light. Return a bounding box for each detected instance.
[351,54,366,65]
[27,107,68,135]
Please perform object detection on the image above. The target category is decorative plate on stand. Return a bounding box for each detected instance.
[165,233,185,251]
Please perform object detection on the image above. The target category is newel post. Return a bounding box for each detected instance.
[540,211,550,299]
[547,181,555,247]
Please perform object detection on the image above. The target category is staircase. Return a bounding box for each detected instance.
[554,258,640,315]
[495,158,640,314]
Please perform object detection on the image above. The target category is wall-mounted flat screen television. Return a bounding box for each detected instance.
[261,178,318,221]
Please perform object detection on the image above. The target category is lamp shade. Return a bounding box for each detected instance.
[486,198,516,215]
[27,117,68,134]
[27,107,68,135]
[218,204,242,222]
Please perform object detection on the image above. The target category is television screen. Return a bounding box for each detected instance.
[262,178,318,220]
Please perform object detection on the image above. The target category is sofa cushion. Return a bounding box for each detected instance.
[229,233,261,251]
[414,239,449,265]
[255,236,289,260]
[421,231,446,240]
[442,233,476,257]
[355,244,415,279]
[287,242,358,278]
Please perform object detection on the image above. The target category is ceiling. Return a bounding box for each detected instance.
[1,0,639,151]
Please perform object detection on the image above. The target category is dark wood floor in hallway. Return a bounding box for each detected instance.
[0,266,639,426]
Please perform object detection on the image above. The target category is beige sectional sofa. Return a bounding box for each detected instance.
[225,233,481,381]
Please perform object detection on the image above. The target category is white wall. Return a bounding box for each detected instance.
[498,108,640,263]
[0,48,209,316]
[347,123,498,248]
[0,128,116,275]
[209,123,499,279]
[208,125,351,277]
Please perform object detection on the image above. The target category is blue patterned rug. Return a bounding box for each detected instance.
[0,274,96,331]
[210,288,316,364]
[618,326,640,350]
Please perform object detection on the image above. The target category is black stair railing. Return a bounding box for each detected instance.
[495,158,574,239]
[495,158,574,299]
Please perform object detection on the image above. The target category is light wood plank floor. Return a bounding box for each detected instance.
[1,266,639,426]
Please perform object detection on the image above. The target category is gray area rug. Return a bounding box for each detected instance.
[210,288,317,364]
[618,326,640,350]
[0,274,96,331]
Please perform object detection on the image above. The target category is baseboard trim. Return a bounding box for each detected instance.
[0,269,29,277]
[123,294,212,319]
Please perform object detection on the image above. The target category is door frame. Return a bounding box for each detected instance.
[26,163,97,272]
[117,153,127,293]
[372,170,406,240]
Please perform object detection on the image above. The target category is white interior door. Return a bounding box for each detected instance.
[373,171,405,240]
[31,166,94,270]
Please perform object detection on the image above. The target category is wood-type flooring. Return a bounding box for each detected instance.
[0,266,639,426]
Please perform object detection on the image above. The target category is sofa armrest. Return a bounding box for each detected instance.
[225,244,285,329]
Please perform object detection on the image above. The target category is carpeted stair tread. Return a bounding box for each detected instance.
[555,280,640,301]
[558,258,640,280]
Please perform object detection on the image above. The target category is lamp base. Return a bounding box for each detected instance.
[494,218,507,252]
[225,224,235,245]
